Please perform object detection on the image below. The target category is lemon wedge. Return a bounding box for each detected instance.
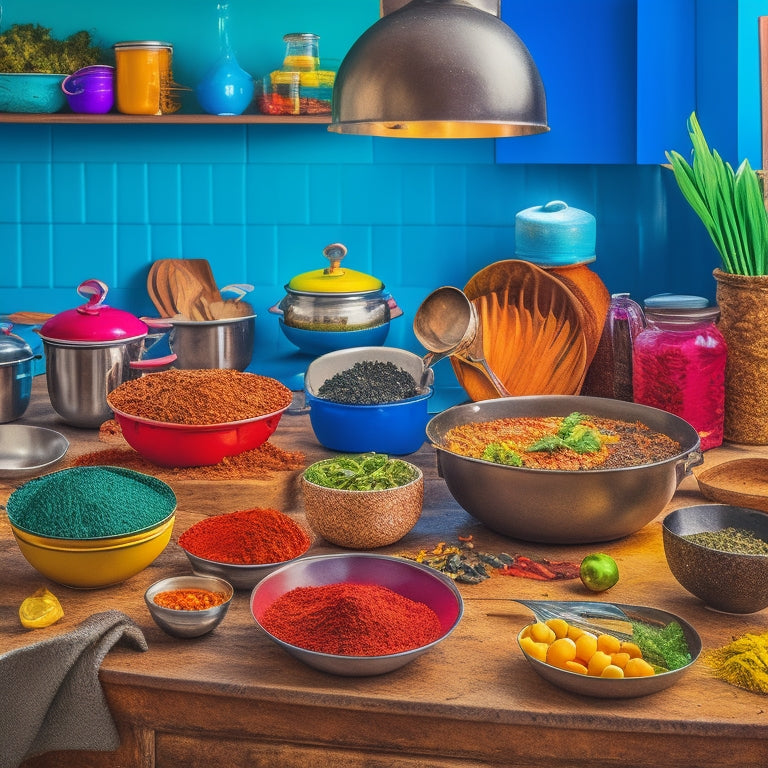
[19,587,64,629]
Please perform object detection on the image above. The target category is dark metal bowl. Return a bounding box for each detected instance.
[663,504,768,614]
[427,395,702,544]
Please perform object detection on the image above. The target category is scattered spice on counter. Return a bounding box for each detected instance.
[6,466,176,539]
[73,441,305,480]
[178,507,311,564]
[153,589,228,611]
[317,360,418,405]
[704,631,768,694]
[398,536,580,584]
[260,583,442,655]
[682,527,768,555]
[106,368,292,425]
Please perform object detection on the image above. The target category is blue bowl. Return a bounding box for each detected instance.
[279,318,390,356]
[305,388,433,455]
[0,73,67,113]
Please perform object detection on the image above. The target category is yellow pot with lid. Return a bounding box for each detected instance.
[269,243,403,355]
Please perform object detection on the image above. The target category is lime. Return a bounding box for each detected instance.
[579,553,619,593]
[19,587,64,629]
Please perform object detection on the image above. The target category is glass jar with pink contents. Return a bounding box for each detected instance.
[632,295,727,451]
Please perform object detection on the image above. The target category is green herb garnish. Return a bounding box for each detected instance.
[666,111,768,276]
[481,442,523,466]
[630,620,691,672]
[304,453,418,490]
[528,412,603,455]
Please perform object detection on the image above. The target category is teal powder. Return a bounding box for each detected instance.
[7,466,177,539]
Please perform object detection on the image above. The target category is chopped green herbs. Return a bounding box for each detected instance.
[630,620,691,672]
[0,24,104,74]
[481,442,523,466]
[304,453,418,490]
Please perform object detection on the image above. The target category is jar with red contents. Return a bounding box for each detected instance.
[632,295,727,450]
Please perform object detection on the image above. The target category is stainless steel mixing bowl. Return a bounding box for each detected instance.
[426,395,702,544]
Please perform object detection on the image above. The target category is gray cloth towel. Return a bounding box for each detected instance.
[0,609,147,768]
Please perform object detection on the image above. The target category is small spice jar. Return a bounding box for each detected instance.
[258,32,335,115]
[632,294,727,451]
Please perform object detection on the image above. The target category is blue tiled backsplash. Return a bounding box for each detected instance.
[0,122,720,401]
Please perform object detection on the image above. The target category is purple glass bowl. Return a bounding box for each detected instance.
[62,66,114,114]
[250,553,463,676]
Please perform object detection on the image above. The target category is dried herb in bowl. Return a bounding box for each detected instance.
[303,453,418,490]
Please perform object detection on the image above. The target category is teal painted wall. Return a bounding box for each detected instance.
[0,1,724,395]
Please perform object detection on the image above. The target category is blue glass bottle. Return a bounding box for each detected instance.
[196,2,254,116]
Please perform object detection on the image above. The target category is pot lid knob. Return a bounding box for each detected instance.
[40,279,148,343]
[515,200,597,267]
[0,322,34,364]
[287,243,384,294]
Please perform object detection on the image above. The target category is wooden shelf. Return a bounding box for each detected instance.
[0,112,332,125]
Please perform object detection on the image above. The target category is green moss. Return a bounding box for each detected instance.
[0,24,104,73]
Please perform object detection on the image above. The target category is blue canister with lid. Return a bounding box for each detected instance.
[515,200,596,266]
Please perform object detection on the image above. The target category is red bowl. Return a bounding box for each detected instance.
[111,406,289,467]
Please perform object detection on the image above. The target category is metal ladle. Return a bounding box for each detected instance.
[413,286,510,396]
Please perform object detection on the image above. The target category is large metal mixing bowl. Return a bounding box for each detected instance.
[426,395,703,544]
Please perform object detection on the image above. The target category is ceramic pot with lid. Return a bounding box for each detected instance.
[269,243,403,356]
[0,323,38,423]
[39,279,176,428]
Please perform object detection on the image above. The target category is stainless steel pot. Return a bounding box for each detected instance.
[143,314,256,371]
[39,280,174,428]
[0,324,37,423]
[427,395,703,544]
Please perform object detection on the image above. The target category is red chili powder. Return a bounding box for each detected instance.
[179,507,311,564]
[260,582,443,656]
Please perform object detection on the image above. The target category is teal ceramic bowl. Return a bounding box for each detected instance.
[0,73,67,113]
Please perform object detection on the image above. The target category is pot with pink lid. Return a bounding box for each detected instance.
[38,279,175,428]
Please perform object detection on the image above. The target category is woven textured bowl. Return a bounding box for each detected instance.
[301,460,424,548]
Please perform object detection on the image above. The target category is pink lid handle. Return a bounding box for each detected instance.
[76,279,109,315]
[129,353,177,370]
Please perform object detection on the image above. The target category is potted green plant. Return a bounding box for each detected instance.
[666,112,768,444]
[0,23,104,113]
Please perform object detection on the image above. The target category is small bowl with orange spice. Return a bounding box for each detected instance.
[144,574,234,638]
[178,507,313,590]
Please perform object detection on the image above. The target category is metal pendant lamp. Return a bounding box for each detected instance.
[329,0,548,139]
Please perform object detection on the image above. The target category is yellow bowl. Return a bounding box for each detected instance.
[10,514,175,589]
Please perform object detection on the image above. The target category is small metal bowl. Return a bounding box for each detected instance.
[516,602,701,698]
[145,575,234,638]
[663,504,768,614]
[250,553,463,676]
[182,547,310,591]
[0,425,69,479]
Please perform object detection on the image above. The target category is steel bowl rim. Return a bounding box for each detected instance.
[0,425,69,476]
[250,552,464,661]
[181,542,312,570]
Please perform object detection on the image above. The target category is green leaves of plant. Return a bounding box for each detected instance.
[665,112,768,276]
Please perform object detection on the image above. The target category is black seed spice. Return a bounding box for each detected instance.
[317,361,418,405]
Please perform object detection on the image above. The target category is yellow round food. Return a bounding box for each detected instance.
[19,587,64,629]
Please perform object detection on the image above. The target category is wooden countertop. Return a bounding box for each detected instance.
[3,377,768,768]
